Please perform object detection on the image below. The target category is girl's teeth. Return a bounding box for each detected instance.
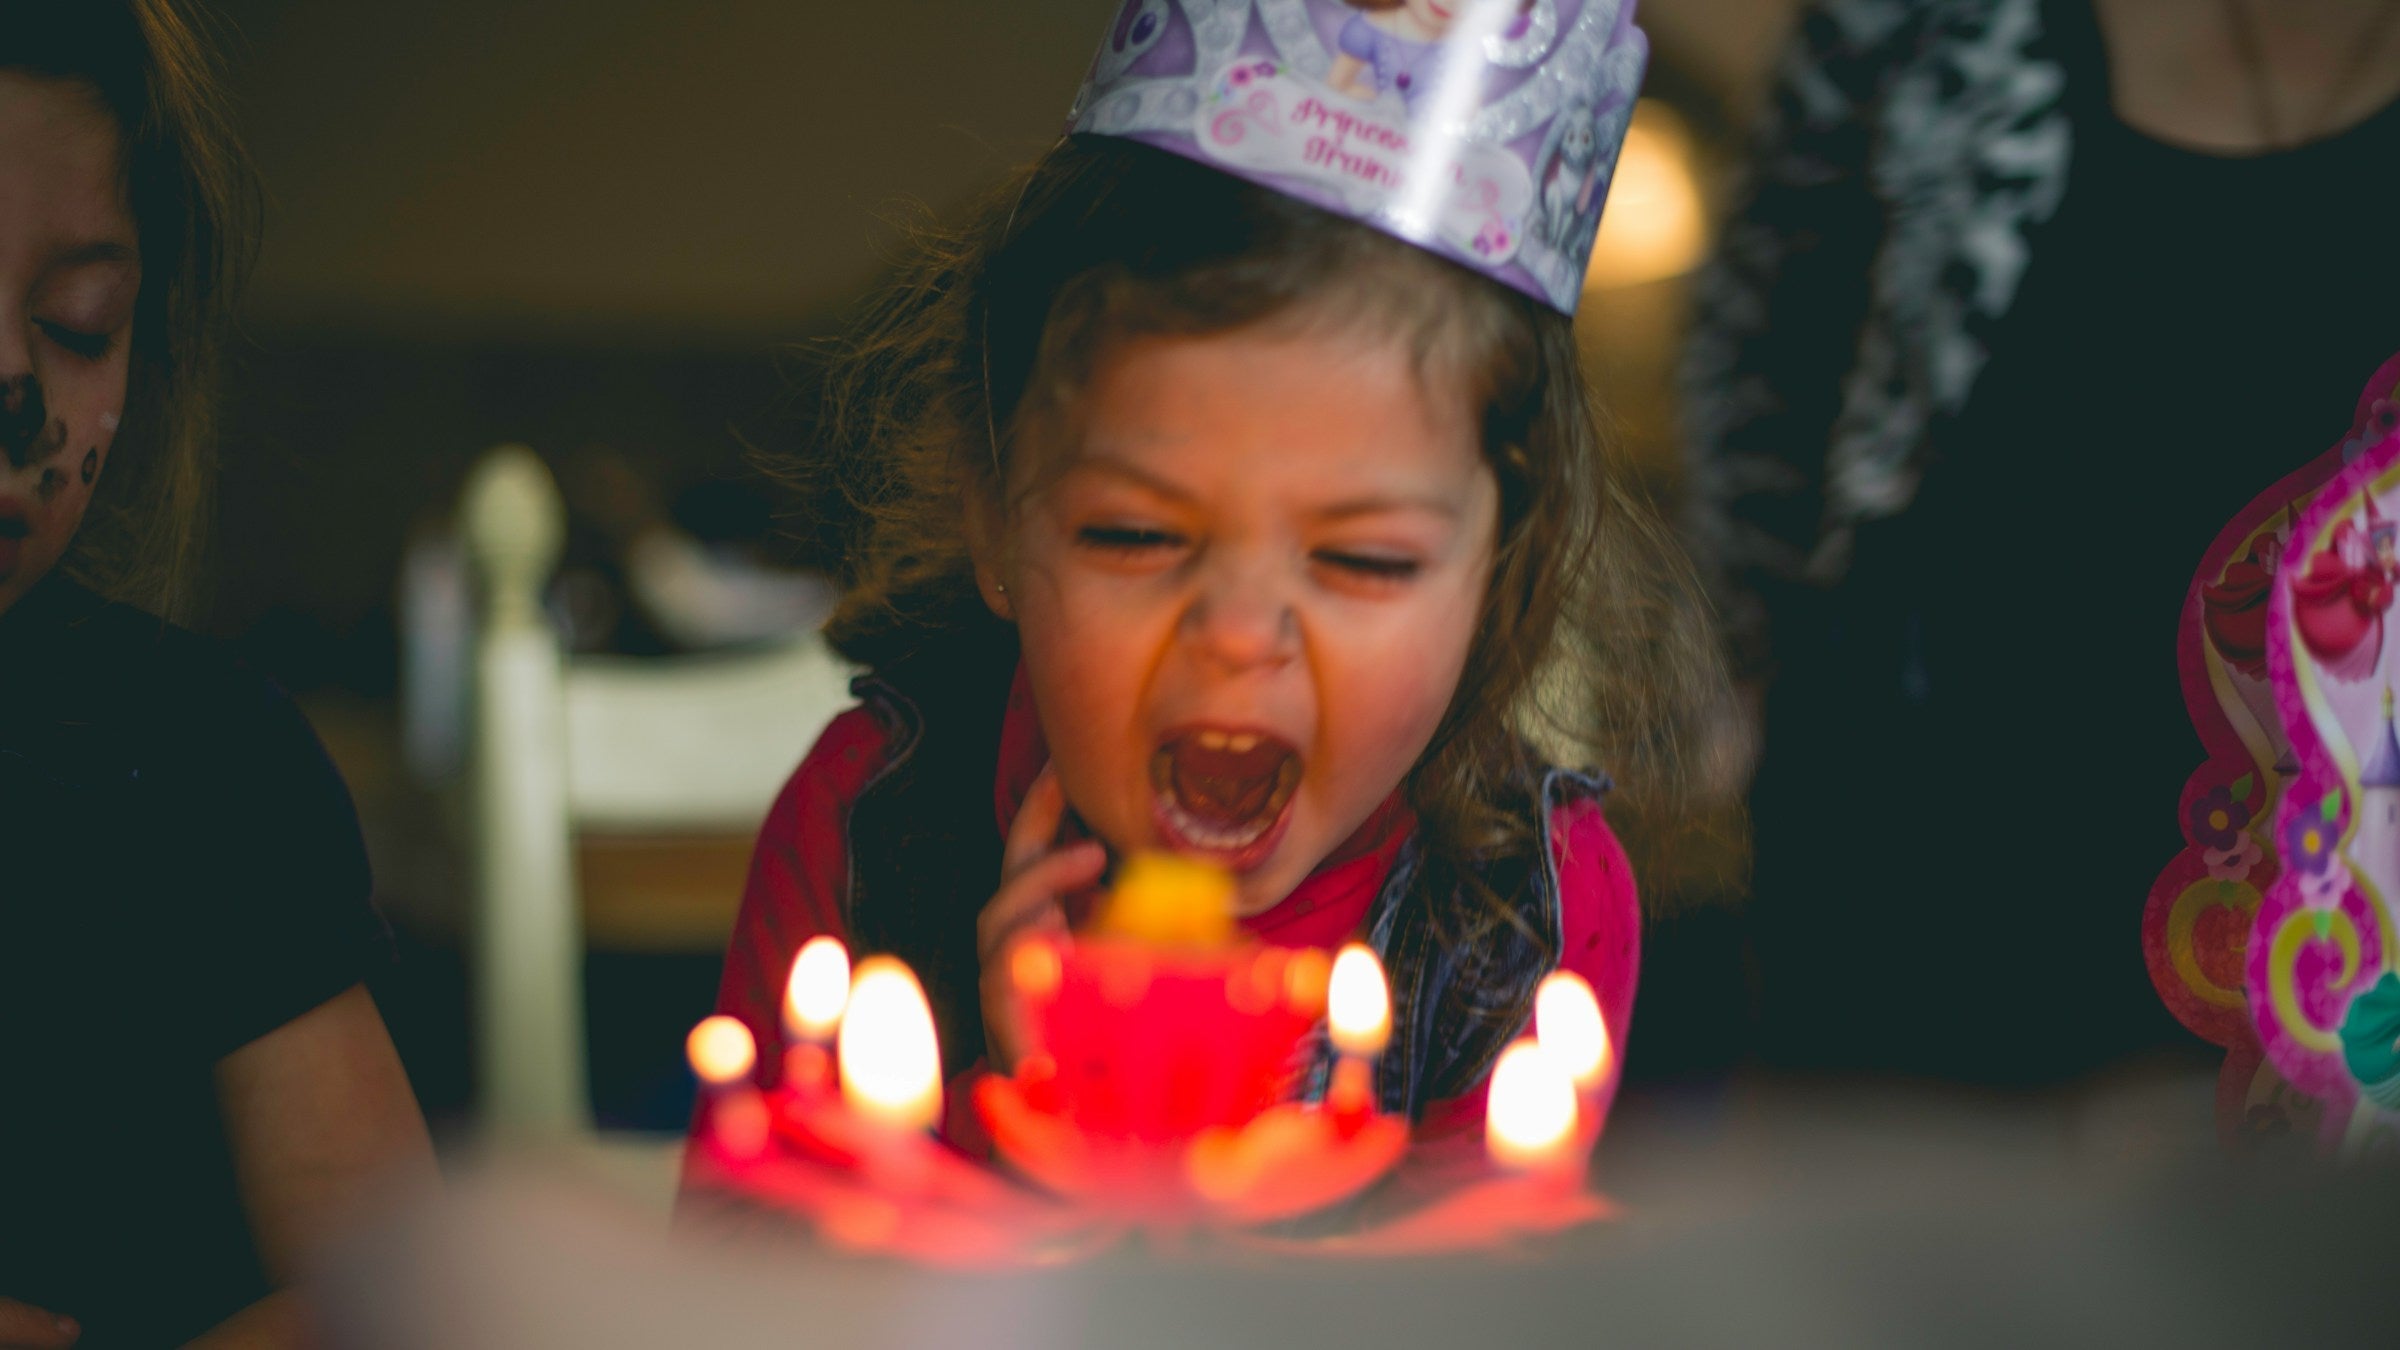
[1198,730,1228,750]
[1226,733,1257,753]
[1165,797,1274,851]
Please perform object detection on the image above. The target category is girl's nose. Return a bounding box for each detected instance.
[1181,553,1298,671]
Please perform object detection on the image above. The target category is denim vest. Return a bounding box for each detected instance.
[837,621,1602,1119]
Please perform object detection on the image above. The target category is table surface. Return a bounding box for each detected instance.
[326,1064,2400,1350]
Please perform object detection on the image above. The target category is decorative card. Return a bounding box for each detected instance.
[2147,354,2400,1155]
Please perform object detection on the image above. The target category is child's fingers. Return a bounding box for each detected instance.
[983,762,1105,1071]
[977,841,1103,965]
[1001,763,1071,881]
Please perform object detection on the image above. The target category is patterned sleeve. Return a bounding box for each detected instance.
[1678,0,1921,677]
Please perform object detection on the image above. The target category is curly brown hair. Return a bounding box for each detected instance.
[792,137,1723,938]
[9,0,260,622]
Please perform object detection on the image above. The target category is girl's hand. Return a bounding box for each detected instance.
[0,1297,78,1349]
[978,764,1105,1073]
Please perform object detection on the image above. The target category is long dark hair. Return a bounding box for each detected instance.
[792,136,1722,939]
[8,0,260,621]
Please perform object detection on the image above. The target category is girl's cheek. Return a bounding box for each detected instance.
[34,415,112,518]
[86,408,116,485]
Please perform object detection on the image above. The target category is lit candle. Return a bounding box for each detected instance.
[1534,971,1612,1093]
[837,956,944,1134]
[783,936,851,1094]
[687,1014,770,1159]
[1484,1038,1577,1174]
[1325,944,1390,1130]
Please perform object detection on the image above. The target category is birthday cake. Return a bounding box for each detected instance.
[683,853,1616,1263]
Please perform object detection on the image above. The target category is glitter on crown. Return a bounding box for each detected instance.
[1068,0,1649,315]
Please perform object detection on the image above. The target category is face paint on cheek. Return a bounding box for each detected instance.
[37,466,64,503]
[80,447,98,486]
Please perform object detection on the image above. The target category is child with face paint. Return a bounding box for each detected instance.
[690,0,1700,1167]
[0,7,434,1348]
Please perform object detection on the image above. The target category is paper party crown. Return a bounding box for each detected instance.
[1067,0,1649,315]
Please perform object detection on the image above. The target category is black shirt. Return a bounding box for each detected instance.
[1748,0,2400,1081]
[0,576,384,1347]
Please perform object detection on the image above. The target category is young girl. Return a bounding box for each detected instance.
[1,6,434,1346]
[698,0,1707,1153]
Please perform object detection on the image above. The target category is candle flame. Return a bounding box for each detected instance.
[1485,1039,1577,1170]
[838,956,943,1132]
[1586,100,1710,291]
[1534,971,1611,1090]
[1327,943,1391,1058]
[686,1015,757,1087]
[784,936,851,1042]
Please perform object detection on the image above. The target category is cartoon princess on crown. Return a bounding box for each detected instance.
[1328,1,1534,111]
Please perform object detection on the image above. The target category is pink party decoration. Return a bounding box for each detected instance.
[2148,353,2400,1156]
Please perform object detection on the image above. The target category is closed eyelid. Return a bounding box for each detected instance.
[55,240,137,268]
[37,321,114,360]
[38,261,139,333]
[1317,552,1422,578]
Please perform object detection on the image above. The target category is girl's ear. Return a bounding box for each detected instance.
[964,490,1015,622]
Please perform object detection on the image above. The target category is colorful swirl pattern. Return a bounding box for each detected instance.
[2167,879,2258,1012]
[2265,903,2364,1055]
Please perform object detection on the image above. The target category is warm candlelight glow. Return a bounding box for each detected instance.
[1011,938,1063,1000]
[1585,99,1709,291]
[1485,1039,1577,1170]
[838,956,944,1132]
[687,1015,758,1087]
[1327,944,1391,1058]
[1282,948,1331,1016]
[1534,971,1611,1090]
[785,936,852,1042]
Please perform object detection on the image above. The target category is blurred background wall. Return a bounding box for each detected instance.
[197,0,1803,1134]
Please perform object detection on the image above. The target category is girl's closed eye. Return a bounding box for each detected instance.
[1076,523,1188,555]
[37,319,115,361]
[1314,548,1422,582]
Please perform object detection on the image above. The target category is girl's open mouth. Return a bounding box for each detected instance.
[1150,726,1301,869]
